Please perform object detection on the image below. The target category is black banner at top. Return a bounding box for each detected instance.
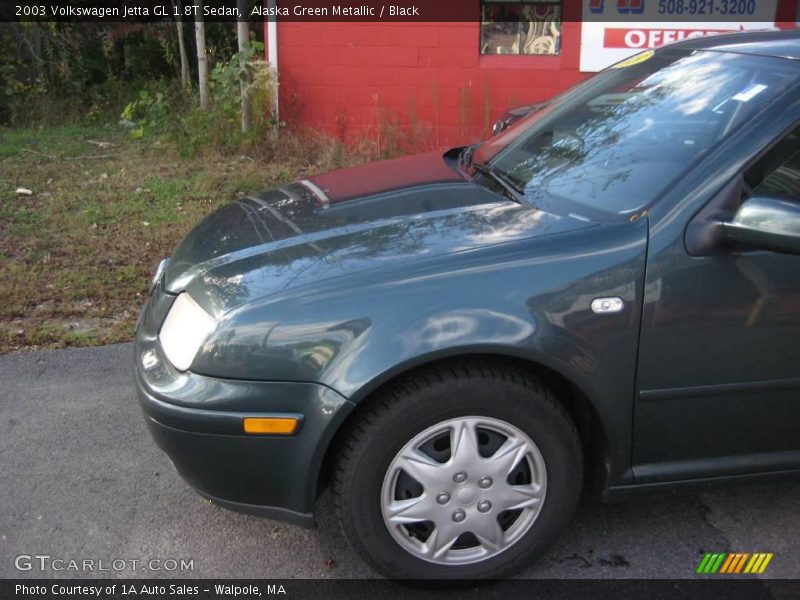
[2,0,798,23]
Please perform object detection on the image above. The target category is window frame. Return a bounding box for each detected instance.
[479,0,563,57]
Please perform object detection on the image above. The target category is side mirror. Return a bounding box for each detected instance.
[723,195,800,255]
[491,103,544,136]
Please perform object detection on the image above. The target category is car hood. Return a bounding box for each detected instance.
[164,151,595,317]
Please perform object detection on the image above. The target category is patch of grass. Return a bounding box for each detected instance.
[0,124,114,158]
[0,123,378,354]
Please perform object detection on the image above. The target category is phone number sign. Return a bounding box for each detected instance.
[579,0,779,72]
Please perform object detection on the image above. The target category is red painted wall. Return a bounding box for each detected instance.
[269,20,587,150]
[266,0,797,150]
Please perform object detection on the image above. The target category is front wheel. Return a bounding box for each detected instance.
[333,363,583,580]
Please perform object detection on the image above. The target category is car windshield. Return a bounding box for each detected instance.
[471,49,800,220]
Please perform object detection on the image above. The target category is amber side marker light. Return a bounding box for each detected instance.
[243,417,299,435]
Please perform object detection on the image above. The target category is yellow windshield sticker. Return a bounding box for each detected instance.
[613,50,654,69]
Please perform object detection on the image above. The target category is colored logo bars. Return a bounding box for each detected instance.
[697,552,773,574]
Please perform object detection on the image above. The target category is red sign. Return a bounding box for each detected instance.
[603,27,739,49]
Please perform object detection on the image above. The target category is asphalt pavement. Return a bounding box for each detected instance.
[1,343,799,581]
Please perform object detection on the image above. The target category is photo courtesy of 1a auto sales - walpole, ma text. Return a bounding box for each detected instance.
[2,0,800,599]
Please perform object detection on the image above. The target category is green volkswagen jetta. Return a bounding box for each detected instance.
[135,30,800,579]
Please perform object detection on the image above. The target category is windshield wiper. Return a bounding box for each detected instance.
[471,162,527,205]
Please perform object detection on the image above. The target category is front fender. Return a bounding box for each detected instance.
[192,220,648,486]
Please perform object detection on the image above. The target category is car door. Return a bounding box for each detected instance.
[632,122,800,484]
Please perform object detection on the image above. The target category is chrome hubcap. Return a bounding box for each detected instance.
[380,416,547,565]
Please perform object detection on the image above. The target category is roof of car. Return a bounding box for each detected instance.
[667,28,800,61]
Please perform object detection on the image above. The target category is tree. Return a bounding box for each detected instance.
[173,0,190,88]
[236,0,251,133]
[194,0,209,110]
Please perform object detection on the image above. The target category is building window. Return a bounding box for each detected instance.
[480,1,562,56]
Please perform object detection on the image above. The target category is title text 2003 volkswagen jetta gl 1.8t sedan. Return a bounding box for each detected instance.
[135,31,800,580]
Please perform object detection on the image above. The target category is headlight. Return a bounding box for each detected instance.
[158,293,216,371]
[150,257,170,294]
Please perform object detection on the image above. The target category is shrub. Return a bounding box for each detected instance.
[120,41,277,155]
[121,89,171,139]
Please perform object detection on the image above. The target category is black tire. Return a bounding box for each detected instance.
[333,361,583,580]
